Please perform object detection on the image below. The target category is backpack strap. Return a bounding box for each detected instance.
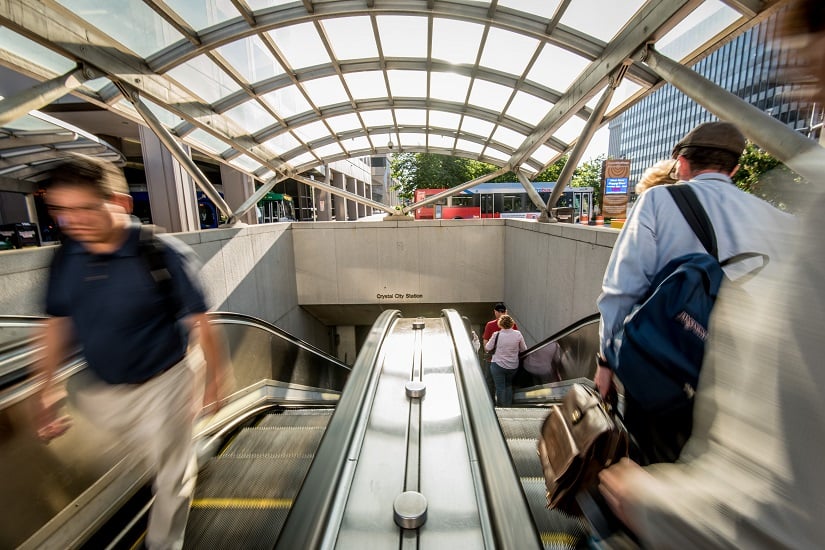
[667,185,718,259]
[667,186,770,282]
[137,225,181,319]
[720,251,770,283]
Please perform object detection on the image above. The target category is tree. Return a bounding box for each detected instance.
[570,155,606,210]
[390,153,490,199]
[390,152,570,199]
[733,142,808,212]
[535,155,569,183]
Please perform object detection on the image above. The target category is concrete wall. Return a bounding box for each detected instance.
[0,245,55,315]
[171,224,330,350]
[503,220,618,346]
[291,218,505,306]
[0,223,330,351]
[0,219,619,352]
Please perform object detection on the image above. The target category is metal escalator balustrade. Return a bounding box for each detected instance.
[495,408,588,550]
[0,313,348,549]
[279,310,539,548]
[185,408,333,549]
[513,313,601,404]
[444,309,543,549]
[274,309,400,548]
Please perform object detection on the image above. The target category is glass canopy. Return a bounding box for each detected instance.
[0,0,775,182]
[0,108,124,182]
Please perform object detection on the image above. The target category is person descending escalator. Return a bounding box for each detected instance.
[482,302,517,400]
[598,2,825,547]
[484,315,526,406]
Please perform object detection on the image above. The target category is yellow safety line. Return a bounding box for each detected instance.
[191,497,293,509]
[540,531,581,547]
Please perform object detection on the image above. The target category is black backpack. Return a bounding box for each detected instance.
[604,185,768,413]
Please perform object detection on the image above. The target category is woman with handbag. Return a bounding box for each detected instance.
[484,315,526,406]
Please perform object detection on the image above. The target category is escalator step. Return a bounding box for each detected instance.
[194,456,313,499]
[257,411,332,429]
[498,417,545,439]
[520,478,588,550]
[184,507,288,549]
[185,456,316,549]
[495,407,551,420]
[222,427,325,457]
[278,408,334,415]
[506,439,544,478]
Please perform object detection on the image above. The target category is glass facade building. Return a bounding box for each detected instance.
[609,15,821,184]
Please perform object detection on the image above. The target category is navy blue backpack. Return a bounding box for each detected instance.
[605,185,767,413]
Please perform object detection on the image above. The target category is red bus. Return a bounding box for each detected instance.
[413,182,593,221]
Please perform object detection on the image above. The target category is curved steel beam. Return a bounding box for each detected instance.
[508,0,691,168]
[0,66,91,127]
[210,61,568,114]
[642,45,825,184]
[148,2,603,72]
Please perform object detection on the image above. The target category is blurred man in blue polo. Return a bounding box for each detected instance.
[34,154,228,550]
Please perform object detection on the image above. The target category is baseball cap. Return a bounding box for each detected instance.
[671,121,746,159]
[494,302,507,312]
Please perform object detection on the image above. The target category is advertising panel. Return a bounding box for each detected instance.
[601,160,631,220]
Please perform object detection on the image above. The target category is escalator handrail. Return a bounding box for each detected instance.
[443,308,543,550]
[275,309,401,549]
[0,311,348,407]
[207,311,350,370]
[519,312,601,361]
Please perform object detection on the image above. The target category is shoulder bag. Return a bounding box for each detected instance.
[537,383,629,513]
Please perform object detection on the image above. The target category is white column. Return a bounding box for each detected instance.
[336,325,357,365]
[346,176,358,221]
[332,171,347,221]
[139,126,199,232]
[220,165,257,224]
[356,179,366,218]
[315,168,332,221]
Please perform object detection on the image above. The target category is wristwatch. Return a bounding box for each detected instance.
[596,354,609,368]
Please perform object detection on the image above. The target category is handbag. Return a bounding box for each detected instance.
[537,383,629,514]
[486,332,499,359]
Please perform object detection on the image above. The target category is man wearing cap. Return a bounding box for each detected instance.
[482,303,517,398]
[595,121,795,463]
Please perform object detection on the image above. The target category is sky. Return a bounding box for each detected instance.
[582,126,609,164]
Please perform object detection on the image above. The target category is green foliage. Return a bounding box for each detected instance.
[389,152,570,199]
[390,153,492,199]
[536,156,569,183]
[733,142,808,212]
[570,154,606,209]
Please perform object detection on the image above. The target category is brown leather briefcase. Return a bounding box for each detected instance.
[537,383,629,513]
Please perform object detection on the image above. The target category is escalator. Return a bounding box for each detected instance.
[496,408,588,549]
[3,310,613,549]
[492,313,632,549]
[448,312,605,550]
[184,407,333,548]
[0,313,351,549]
